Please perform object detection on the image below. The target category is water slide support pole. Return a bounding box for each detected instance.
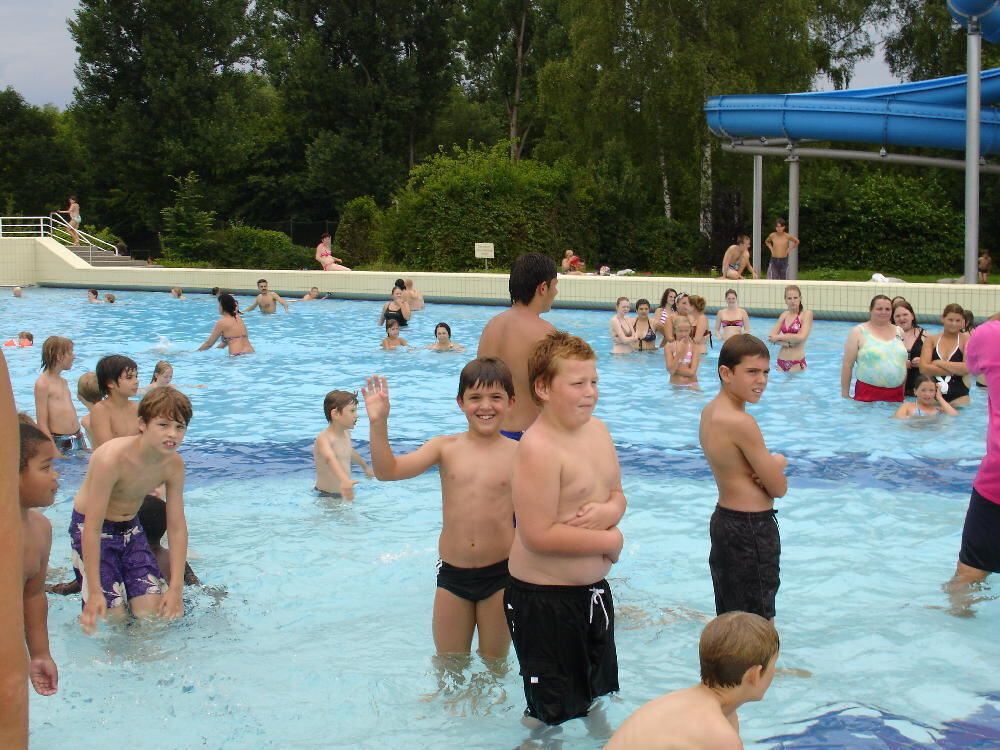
[787,148,800,280]
[965,24,982,284]
[752,154,763,272]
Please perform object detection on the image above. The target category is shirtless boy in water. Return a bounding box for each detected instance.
[477,253,558,439]
[764,219,799,281]
[312,390,373,500]
[363,359,517,660]
[505,331,626,729]
[33,336,83,452]
[244,279,289,314]
[89,355,140,449]
[699,334,787,619]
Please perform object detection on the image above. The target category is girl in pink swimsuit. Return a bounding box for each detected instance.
[767,285,813,372]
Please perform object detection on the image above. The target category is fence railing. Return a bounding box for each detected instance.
[0,215,120,264]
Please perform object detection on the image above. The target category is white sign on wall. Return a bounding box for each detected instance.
[474,242,495,259]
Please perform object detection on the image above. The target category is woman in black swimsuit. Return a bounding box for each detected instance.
[892,301,925,396]
[378,283,411,328]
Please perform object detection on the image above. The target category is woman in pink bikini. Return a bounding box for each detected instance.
[767,285,812,373]
[714,288,751,342]
[315,233,351,271]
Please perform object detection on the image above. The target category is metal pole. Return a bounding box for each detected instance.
[787,151,800,280]
[752,154,763,273]
[965,26,982,285]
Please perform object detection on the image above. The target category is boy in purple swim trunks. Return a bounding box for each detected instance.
[72,387,193,634]
[363,358,518,662]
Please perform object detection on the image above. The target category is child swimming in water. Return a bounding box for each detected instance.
[426,322,465,352]
[893,374,959,419]
[139,361,205,394]
[666,315,701,387]
[382,319,408,350]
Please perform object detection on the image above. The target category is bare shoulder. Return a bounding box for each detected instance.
[26,508,53,539]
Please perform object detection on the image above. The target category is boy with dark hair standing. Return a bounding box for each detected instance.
[505,330,626,731]
[312,390,373,500]
[700,334,788,620]
[363,358,518,660]
[33,335,82,451]
[74,388,194,634]
[477,253,558,440]
[605,612,779,750]
[89,354,140,448]
[765,218,800,280]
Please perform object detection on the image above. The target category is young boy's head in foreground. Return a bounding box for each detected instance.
[717,334,770,402]
[138,387,193,432]
[18,414,59,508]
[700,611,779,699]
[96,354,139,398]
[323,390,359,426]
[40,336,74,372]
[528,330,596,406]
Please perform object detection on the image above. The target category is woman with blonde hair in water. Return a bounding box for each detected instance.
[609,297,639,354]
[767,285,813,373]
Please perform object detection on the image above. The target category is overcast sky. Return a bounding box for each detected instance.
[1,0,904,111]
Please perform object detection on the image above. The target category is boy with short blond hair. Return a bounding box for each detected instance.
[89,354,140,449]
[362,358,518,660]
[73,387,193,634]
[76,371,102,447]
[312,390,373,500]
[700,334,788,620]
[18,415,59,697]
[605,612,780,750]
[33,336,83,451]
[505,330,626,728]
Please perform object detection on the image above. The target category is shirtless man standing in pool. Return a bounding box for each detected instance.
[243,279,289,314]
[477,253,558,440]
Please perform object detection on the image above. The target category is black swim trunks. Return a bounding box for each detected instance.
[436,558,510,602]
[51,428,86,453]
[709,505,780,620]
[959,487,1000,573]
[504,576,618,726]
[767,257,789,280]
[314,487,342,499]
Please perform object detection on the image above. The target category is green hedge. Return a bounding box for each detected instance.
[334,196,382,267]
[160,225,313,269]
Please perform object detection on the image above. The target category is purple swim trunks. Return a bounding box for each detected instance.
[69,508,164,610]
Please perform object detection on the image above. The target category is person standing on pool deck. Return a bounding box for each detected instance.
[362,360,518,661]
[312,390,373,500]
[505,331,625,731]
[947,316,1000,611]
[477,253,558,440]
[243,279,289,314]
[764,218,799,281]
[74,387,192,635]
[699,334,787,620]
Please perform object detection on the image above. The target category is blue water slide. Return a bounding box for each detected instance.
[705,72,1000,154]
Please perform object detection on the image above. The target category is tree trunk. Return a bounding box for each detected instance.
[699,140,712,237]
[509,2,529,160]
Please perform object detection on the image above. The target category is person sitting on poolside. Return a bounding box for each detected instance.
[315,233,351,271]
[720,235,758,280]
[426,322,464,352]
[560,249,586,274]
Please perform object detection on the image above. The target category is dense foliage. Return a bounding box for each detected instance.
[1,0,990,272]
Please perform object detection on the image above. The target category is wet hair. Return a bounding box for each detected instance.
[528,330,596,406]
[784,285,804,315]
[76,372,101,404]
[96,354,138,398]
[942,303,965,319]
[139,495,167,545]
[104,293,116,303]
[725,288,738,300]
[688,295,706,313]
[88,288,99,297]
[385,318,400,333]
[40,336,73,372]
[717,334,769,381]
[394,278,406,292]
[457,357,515,400]
[435,322,452,337]
[171,287,183,296]
[138,386,192,426]
[636,298,650,310]
[963,309,976,333]
[509,253,557,306]
[151,360,172,384]
[323,390,359,422]
[219,293,239,316]
[210,287,221,296]
[18,413,51,473]
[869,294,892,311]
[891,300,917,327]
[660,288,678,310]
[18,331,33,343]
[913,373,937,391]
[700,612,779,689]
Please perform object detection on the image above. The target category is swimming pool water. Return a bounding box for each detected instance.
[3,287,997,749]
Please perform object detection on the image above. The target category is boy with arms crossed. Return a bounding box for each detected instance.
[605,612,779,750]
[74,388,193,634]
[89,355,140,448]
[312,390,373,500]
[700,334,787,620]
[33,336,83,451]
[18,416,59,697]
[505,331,626,729]
[362,359,517,660]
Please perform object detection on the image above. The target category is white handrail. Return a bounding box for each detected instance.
[0,215,120,263]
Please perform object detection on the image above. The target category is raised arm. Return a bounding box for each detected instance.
[362,375,442,480]
[23,515,57,696]
[399,300,411,322]
[161,460,187,619]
